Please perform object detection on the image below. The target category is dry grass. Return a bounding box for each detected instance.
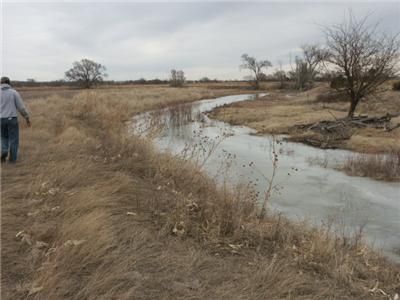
[316,90,350,103]
[209,82,400,154]
[340,149,400,181]
[209,85,347,134]
[1,86,400,299]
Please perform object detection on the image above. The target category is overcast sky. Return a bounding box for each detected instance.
[1,1,399,81]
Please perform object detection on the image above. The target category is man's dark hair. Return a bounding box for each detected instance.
[1,77,11,84]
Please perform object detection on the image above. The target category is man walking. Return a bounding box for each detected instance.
[0,77,31,163]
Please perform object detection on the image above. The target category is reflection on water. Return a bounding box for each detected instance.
[133,93,400,262]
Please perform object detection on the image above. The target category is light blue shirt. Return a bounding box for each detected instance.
[0,84,29,119]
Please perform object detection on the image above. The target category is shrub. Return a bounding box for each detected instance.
[316,90,349,103]
[392,81,400,91]
[330,75,347,89]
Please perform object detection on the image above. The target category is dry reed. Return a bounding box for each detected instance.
[341,150,400,181]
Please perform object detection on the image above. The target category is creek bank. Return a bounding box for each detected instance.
[207,89,400,181]
[4,86,399,299]
[288,113,400,150]
[138,93,400,261]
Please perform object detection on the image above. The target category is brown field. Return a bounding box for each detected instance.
[209,82,400,154]
[2,85,400,299]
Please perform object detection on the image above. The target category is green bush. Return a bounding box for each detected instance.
[392,81,400,91]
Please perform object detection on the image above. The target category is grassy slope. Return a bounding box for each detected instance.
[1,86,399,299]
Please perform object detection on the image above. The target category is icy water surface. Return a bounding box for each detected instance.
[133,94,400,261]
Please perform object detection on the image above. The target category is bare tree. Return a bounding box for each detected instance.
[240,54,272,89]
[290,57,309,90]
[65,59,107,88]
[323,13,400,117]
[302,44,330,76]
[274,60,287,89]
[274,70,287,89]
[170,69,185,87]
[290,44,329,90]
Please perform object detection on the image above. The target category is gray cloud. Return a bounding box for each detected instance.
[2,2,399,81]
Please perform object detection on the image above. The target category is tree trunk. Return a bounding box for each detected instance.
[84,80,91,89]
[348,98,358,117]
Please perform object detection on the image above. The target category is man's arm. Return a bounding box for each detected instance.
[14,91,31,126]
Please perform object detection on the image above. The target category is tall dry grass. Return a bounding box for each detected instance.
[1,86,399,299]
[341,150,400,181]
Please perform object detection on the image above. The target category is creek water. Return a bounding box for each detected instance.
[133,93,400,261]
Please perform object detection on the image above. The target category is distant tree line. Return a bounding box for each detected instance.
[11,78,170,88]
[12,78,253,88]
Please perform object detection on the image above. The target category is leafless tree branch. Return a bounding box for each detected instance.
[322,12,400,117]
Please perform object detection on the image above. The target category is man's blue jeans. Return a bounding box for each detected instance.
[1,117,19,162]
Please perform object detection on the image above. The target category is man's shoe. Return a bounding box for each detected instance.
[1,153,7,163]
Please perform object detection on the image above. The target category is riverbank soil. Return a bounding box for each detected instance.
[2,85,399,299]
[209,82,400,154]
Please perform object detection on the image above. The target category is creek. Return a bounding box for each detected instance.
[134,93,400,261]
